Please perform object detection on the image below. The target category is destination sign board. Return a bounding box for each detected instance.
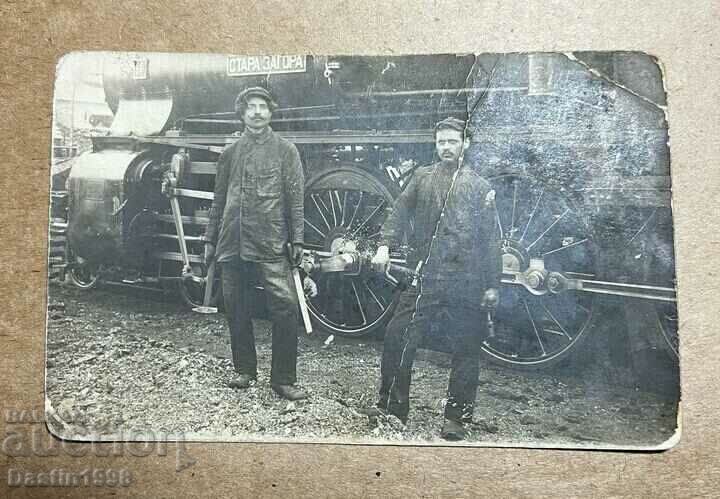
[227,55,307,77]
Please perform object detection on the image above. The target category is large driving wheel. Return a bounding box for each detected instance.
[480,173,597,368]
[303,166,400,337]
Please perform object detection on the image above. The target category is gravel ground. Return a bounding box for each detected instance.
[45,281,679,448]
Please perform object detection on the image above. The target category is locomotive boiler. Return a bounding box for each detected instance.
[51,52,678,369]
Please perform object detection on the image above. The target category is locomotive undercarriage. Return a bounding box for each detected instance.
[52,127,677,370]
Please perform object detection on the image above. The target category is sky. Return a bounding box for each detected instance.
[54,52,108,104]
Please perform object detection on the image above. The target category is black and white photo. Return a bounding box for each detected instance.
[46,51,680,448]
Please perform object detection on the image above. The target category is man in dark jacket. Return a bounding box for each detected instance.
[203,87,307,401]
[369,117,502,439]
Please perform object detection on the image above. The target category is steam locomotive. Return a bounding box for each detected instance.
[50,52,678,369]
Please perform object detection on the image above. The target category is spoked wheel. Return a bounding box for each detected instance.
[68,263,100,289]
[481,173,597,368]
[303,166,400,337]
[177,263,222,309]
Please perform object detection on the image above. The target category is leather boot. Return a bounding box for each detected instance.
[440,419,467,441]
[361,406,408,425]
[228,374,256,389]
[271,384,308,401]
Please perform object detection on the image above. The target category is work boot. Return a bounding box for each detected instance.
[271,384,308,401]
[440,419,466,441]
[361,406,407,425]
[228,374,256,390]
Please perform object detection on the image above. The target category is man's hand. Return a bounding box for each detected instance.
[481,288,499,309]
[291,243,304,267]
[204,243,216,266]
[303,276,318,298]
[371,245,390,273]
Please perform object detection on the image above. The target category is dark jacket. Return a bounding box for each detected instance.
[379,162,501,294]
[204,127,304,263]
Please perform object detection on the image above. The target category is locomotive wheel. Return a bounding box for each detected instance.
[303,166,400,337]
[68,263,100,289]
[481,173,597,368]
[177,263,222,309]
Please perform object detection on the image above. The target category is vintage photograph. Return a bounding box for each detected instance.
[46,51,679,448]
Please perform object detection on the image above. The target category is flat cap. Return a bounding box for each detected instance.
[235,86,277,108]
[434,117,467,133]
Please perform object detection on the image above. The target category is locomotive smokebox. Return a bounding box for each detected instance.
[66,150,143,264]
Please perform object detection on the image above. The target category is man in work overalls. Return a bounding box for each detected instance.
[369,117,502,440]
[203,87,307,401]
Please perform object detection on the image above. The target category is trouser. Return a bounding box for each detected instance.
[378,288,486,423]
[220,256,299,385]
